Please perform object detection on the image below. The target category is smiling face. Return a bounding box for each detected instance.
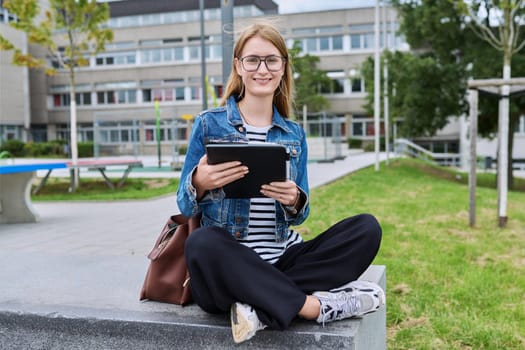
[234,35,285,100]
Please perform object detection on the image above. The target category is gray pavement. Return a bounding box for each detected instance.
[0,151,388,348]
[2,151,523,348]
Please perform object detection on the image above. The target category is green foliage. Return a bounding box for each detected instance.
[177,144,188,155]
[0,140,91,158]
[289,40,331,113]
[0,0,113,73]
[78,141,94,157]
[390,0,525,140]
[32,177,180,201]
[362,137,386,152]
[0,0,113,180]
[0,139,26,157]
[0,36,14,50]
[379,0,525,189]
[0,151,13,159]
[24,141,64,157]
[347,138,362,149]
[362,51,468,137]
[297,158,525,348]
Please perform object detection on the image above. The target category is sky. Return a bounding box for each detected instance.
[273,0,377,14]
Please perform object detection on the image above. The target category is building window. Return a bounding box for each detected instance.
[189,46,200,60]
[97,91,116,104]
[352,122,364,137]
[141,79,186,102]
[321,71,345,95]
[97,90,135,104]
[0,125,20,141]
[52,92,91,107]
[96,52,135,66]
[296,35,343,53]
[117,90,136,104]
[191,86,201,100]
[95,122,138,144]
[293,26,343,53]
[95,82,137,104]
[351,78,364,93]
[75,92,91,105]
[56,123,93,142]
[350,34,361,49]
[53,94,70,107]
[175,87,185,101]
[1,7,18,24]
[321,79,345,94]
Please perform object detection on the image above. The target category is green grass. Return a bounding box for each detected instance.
[296,158,525,349]
[30,158,525,348]
[31,177,179,201]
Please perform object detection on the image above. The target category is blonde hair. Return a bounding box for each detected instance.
[219,20,294,118]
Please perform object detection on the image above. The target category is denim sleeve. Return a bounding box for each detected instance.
[176,115,205,216]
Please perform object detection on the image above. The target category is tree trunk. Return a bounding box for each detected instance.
[508,113,518,190]
[69,66,79,190]
[497,59,510,227]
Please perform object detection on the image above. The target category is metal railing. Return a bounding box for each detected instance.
[394,138,460,166]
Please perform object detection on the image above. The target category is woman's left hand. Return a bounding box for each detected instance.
[260,180,299,206]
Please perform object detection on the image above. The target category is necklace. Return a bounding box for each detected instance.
[237,103,270,127]
[237,103,254,125]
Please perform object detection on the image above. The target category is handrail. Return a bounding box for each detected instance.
[394,138,460,166]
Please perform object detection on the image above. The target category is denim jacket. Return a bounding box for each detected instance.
[177,95,310,242]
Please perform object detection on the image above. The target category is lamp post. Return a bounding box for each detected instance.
[373,0,381,171]
[221,0,234,88]
[199,0,207,110]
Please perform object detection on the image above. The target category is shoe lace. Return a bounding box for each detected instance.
[319,292,360,327]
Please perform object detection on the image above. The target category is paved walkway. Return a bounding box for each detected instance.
[0,151,388,317]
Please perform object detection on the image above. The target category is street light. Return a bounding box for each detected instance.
[373,0,381,171]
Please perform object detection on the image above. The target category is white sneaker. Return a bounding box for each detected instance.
[313,280,385,325]
[230,302,267,343]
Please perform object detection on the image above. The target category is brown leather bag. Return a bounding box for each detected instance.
[140,213,201,305]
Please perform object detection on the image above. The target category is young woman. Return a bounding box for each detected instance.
[177,21,385,344]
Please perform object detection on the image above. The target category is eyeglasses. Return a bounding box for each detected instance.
[238,55,286,72]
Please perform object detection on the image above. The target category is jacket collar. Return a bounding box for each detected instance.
[226,95,291,133]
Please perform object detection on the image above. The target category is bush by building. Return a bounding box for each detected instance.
[0,140,94,158]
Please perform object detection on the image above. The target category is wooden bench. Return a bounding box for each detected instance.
[0,163,67,224]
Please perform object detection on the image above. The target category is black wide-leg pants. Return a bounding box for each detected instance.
[185,213,382,330]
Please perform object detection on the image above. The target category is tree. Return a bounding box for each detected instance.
[362,50,467,137]
[365,0,525,190]
[456,0,525,225]
[289,40,331,114]
[0,0,113,188]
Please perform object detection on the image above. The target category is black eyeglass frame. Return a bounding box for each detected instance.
[237,55,287,72]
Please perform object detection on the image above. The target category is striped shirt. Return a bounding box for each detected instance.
[237,123,303,264]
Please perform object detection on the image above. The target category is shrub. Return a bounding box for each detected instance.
[24,140,68,157]
[0,139,26,157]
[362,137,386,152]
[24,141,49,156]
[78,142,94,157]
[177,144,188,155]
[347,138,362,149]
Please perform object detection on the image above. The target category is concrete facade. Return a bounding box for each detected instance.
[0,20,30,142]
[1,0,524,158]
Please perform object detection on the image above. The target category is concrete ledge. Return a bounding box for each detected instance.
[0,262,385,349]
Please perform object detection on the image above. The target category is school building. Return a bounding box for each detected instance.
[1,0,524,160]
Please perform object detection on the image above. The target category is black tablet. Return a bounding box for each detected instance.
[206,143,290,198]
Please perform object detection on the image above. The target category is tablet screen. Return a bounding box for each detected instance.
[206,143,289,198]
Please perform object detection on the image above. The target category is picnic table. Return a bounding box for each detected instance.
[0,159,143,224]
[32,159,144,194]
[0,162,67,224]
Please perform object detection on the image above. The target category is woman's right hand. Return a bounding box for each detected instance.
[192,154,249,199]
